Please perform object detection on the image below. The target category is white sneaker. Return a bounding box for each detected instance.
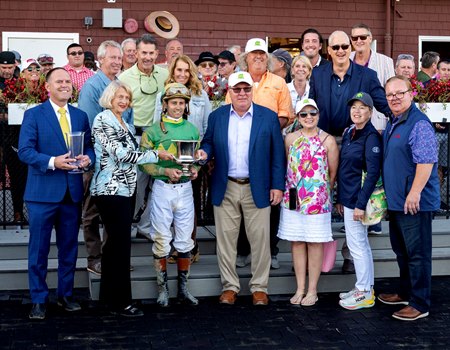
[340,287,375,300]
[339,290,375,310]
[339,288,357,300]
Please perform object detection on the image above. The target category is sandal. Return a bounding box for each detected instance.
[290,290,305,305]
[301,293,318,307]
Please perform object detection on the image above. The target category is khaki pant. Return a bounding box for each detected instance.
[214,180,271,294]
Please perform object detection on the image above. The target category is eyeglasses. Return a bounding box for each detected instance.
[298,110,319,118]
[330,44,350,51]
[230,86,252,94]
[26,66,41,72]
[68,51,84,56]
[199,62,216,68]
[218,62,229,67]
[139,74,159,95]
[351,35,370,41]
[386,90,411,101]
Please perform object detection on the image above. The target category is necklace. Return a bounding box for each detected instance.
[300,127,319,138]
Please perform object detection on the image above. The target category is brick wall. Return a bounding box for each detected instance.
[0,0,449,64]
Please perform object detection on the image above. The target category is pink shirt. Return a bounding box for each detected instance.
[63,64,94,91]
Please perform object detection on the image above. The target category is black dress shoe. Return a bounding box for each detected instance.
[29,303,46,320]
[57,297,81,312]
[111,304,144,317]
[342,259,355,274]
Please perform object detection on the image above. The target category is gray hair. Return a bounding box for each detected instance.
[121,38,136,50]
[99,80,133,110]
[351,23,372,36]
[165,39,183,50]
[239,51,273,72]
[328,31,350,46]
[420,51,440,68]
[97,40,122,60]
[395,54,415,68]
[227,45,241,54]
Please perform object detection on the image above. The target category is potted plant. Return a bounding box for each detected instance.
[411,77,450,123]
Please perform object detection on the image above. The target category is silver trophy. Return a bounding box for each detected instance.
[172,140,200,176]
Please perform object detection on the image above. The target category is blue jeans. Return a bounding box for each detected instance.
[388,210,432,313]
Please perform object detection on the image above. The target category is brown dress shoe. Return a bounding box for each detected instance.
[252,291,269,306]
[378,293,409,305]
[392,305,429,321]
[219,290,237,305]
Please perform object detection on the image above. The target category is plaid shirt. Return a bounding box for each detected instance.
[63,64,94,91]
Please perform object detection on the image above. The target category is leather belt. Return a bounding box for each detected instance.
[228,176,250,185]
[161,178,190,184]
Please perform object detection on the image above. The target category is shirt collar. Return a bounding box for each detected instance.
[49,99,69,116]
[230,103,253,119]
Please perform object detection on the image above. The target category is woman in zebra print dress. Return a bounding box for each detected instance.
[90,80,172,317]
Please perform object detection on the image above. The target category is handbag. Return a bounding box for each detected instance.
[361,171,387,225]
[360,132,387,225]
[321,240,338,272]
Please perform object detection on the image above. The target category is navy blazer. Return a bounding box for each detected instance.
[201,103,285,209]
[309,60,390,136]
[18,100,95,203]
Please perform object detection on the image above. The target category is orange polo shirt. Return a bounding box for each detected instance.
[226,71,294,124]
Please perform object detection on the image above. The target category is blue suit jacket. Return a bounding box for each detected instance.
[309,60,390,136]
[18,100,95,203]
[201,103,285,209]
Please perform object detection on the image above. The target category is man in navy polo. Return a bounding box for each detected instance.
[378,75,440,321]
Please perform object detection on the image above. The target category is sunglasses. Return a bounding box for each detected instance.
[139,74,159,95]
[330,44,350,51]
[230,86,252,94]
[351,35,370,41]
[68,51,84,56]
[199,62,216,68]
[27,66,41,72]
[218,62,229,67]
[298,110,318,118]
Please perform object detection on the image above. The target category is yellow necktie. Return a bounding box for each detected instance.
[58,107,70,146]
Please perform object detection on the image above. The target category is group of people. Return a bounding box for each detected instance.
[0,22,443,323]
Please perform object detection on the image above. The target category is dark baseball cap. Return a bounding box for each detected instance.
[347,92,374,109]
[272,49,292,67]
[0,51,16,65]
[216,50,236,62]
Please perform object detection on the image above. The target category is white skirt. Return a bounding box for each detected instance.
[277,206,333,243]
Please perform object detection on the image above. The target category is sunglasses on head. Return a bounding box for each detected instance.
[230,86,252,94]
[199,62,216,68]
[330,44,350,51]
[68,51,84,56]
[351,35,370,41]
[298,110,318,118]
[27,66,40,72]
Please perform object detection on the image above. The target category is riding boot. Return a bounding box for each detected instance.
[153,255,169,307]
[177,253,198,305]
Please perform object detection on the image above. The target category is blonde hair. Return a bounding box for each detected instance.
[99,80,133,109]
[165,55,202,96]
[291,55,313,80]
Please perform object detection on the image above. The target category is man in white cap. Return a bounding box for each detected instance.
[198,72,285,306]
[226,38,293,269]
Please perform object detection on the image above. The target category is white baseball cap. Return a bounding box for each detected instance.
[245,38,268,53]
[295,98,319,115]
[228,72,254,87]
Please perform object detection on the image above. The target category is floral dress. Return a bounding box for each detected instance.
[278,129,333,242]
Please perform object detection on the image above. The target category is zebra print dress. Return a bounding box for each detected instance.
[90,109,158,197]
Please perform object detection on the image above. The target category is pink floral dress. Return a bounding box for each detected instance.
[282,130,331,214]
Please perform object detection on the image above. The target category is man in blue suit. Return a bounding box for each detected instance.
[18,68,94,320]
[309,30,390,137]
[197,72,285,306]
